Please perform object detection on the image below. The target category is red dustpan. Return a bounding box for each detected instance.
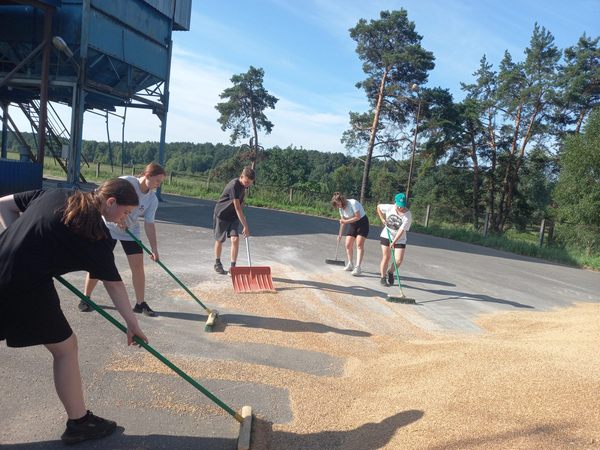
[230,237,275,293]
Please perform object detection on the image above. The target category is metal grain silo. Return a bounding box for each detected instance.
[0,0,191,193]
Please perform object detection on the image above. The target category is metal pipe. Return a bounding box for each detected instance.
[37,8,54,165]
[156,28,173,201]
[1,102,8,159]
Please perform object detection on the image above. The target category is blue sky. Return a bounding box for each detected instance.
[50,0,600,153]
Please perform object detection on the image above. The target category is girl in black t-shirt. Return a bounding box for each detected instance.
[0,179,148,445]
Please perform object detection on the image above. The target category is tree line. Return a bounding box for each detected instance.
[5,8,599,254]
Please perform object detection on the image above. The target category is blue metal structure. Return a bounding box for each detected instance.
[0,0,191,192]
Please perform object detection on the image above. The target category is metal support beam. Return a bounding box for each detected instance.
[0,41,45,88]
[37,7,54,165]
[1,102,8,159]
[67,0,90,186]
[156,31,173,202]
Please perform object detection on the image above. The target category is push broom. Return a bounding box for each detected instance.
[385,228,416,304]
[125,229,218,332]
[55,276,253,450]
[324,223,345,266]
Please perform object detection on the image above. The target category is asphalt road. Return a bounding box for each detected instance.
[1,192,598,449]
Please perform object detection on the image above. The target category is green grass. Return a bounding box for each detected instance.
[9,153,597,271]
[412,222,600,270]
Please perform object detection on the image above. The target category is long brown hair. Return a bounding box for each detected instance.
[331,192,347,209]
[62,179,139,240]
[140,162,166,178]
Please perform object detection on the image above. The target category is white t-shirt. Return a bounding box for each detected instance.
[106,176,159,240]
[378,204,412,244]
[339,199,366,220]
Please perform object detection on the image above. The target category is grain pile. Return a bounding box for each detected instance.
[107,264,600,449]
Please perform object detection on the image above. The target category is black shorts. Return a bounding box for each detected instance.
[213,215,241,242]
[118,239,143,255]
[380,237,406,249]
[344,215,370,238]
[0,281,73,348]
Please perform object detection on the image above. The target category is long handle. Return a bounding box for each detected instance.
[125,229,212,314]
[334,222,343,260]
[386,228,405,293]
[245,236,251,267]
[54,275,243,423]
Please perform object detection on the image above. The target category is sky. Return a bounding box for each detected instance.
[13,0,600,154]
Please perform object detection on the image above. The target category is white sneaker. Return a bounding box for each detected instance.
[344,262,354,271]
[351,266,361,276]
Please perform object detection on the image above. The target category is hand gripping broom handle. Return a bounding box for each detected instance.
[125,229,212,314]
[386,227,405,292]
[54,275,243,423]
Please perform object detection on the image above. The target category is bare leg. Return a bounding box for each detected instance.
[380,245,391,277]
[345,236,355,265]
[214,240,223,260]
[355,235,366,267]
[127,253,145,305]
[393,247,406,271]
[45,334,87,420]
[230,235,240,264]
[83,273,99,297]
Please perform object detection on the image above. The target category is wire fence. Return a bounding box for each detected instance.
[36,159,599,256]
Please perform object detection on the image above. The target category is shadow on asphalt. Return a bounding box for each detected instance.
[400,275,455,286]
[253,409,424,449]
[87,305,371,337]
[408,284,535,309]
[86,304,209,322]
[272,277,387,299]
[353,272,457,288]
[0,428,235,449]
[3,409,424,449]
[216,313,371,337]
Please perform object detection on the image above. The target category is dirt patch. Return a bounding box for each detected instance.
[109,266,600,449]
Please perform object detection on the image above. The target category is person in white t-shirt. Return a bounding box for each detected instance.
[80,163,166,316]
[376,192,412,287]
[331,192,370,276]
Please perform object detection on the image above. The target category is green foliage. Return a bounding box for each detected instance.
[259,147,311,187]
[509,146,556,229]
[411,164,474,223]
[370,164,407,202]
[555,108,600,226]
[553,34,599,134]
[554,108,600,254]
[330,164,363,197]
[348,9,435,201]
[215,66,278,146]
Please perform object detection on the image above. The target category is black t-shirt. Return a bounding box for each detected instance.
[0,189,121,290]
[213,178,245,221]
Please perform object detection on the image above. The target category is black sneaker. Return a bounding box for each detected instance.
[134,301,156,317]
[61,410,117,445]
[380,276,388,286]
[214,262,227,275]
[78,300,92,312]
[387,271,394,286]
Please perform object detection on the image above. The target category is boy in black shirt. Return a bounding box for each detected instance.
[0,179,148,445]
[213,166,255,274]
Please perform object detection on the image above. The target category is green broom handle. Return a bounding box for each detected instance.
[125,229,212,314]
[54,275,242,423]
[386,228,404,290]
